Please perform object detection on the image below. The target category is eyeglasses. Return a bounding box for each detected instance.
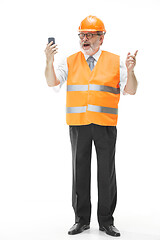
[78,32,102,40]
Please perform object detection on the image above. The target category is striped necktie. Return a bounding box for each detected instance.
[87,56,95,71]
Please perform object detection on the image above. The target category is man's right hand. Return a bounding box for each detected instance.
[44,41,58,63]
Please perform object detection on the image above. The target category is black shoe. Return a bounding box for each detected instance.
[68,223,90,235]
[99,224,120,237]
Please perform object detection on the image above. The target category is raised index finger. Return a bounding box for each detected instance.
[134,50,138,57]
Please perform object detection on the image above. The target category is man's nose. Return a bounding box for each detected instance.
[83,35,88,41]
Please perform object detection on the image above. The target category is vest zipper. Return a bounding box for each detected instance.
[86,83,90,111]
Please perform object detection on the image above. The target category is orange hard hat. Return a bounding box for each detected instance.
[78,15,106,33]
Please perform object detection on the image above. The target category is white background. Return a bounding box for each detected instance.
[0,0,160,239]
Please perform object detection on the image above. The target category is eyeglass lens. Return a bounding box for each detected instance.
[79,33,94,39]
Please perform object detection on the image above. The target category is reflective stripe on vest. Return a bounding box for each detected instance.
[88,104,118,114]
[67,84,120,94]
[66,105,118,114]
[89,84,120,94]
[67,85,88,91]
[66,106,87,113]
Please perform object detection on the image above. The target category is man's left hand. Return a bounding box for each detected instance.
[125,50,138,72]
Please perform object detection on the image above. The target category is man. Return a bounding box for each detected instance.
[44,15,138,237]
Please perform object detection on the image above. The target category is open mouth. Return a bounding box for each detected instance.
[82,43,91,50]
[83,43,90,47]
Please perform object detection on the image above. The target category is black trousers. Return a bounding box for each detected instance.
[69,123,117,227]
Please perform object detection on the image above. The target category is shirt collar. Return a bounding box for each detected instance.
[83,48,102,62]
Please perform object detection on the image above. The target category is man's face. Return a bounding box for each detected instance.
[79,32,104,56]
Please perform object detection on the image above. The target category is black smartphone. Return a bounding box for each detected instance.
[48,37,55,45]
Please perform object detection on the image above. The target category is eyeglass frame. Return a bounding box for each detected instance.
[78,32,105,40]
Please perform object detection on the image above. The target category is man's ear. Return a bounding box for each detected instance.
[100,35,104,45]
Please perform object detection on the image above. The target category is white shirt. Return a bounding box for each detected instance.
[53,49,127,94]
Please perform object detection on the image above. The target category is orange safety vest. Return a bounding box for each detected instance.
[66,50,120,126]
